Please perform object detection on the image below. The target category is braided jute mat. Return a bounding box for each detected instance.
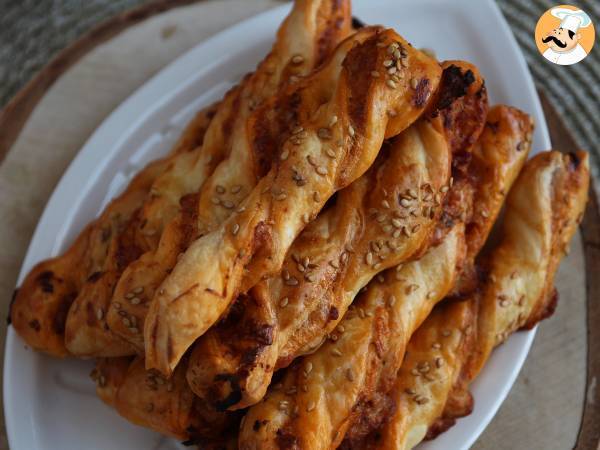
[0,1,598,449]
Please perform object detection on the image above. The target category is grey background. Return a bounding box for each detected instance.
[1,0,599,180]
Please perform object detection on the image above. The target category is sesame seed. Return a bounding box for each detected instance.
[305,362,313,375]
[231,185,242,194]
[285,277,299,286]
[366,252,374,265]
[216,185,226,194]
[292,54,304,64]
[442,329,451,337]
[332,349,342,356]
[305,273,316,282]
[282,269,290,281]
[114,302,121,310]
[382,200,391,209]
[122,317,131,327]
[388,66,397,75]
[371,70,380,78]
[481,210,489,218]
[383,59,393,67]
[96,308,104,320]
[500,299,510,307]
[348,124,355,137]
[340,252,349,263]
[435,357,444,368]
[318,128,332,140]
[376,214,387,223]
[130,297,141,305]
[432,342,441,350]
[292,126,304,134]
[316,166,328,175]
[302,213,311,223]
[222,200,235,209]
[373,262,382,270]
[405,388,416,395]
[388,295,397,307]
[326,148,336,158]
[306,401,316,412]
[313,191,321,203]
[415,395,429,405]
[410,368,420,376]
[237,206,246,213]
[302,385,309,392]
[338,325,345,333]
[232,223,240,236]
[346,369,355,381]
[393,49,401,59]
[386,79,397,89]
[281,149,290,161]
[133,287,143,294]
[377,274,385,283]
[125,292,135,299]
[410,78,419,89]
[279,400,289,411]
[329,259,339,269]
[329,116,338,127]
[400,198,411,207]
[405,284,419,294]
[391,218,402,228]
[426,291,435,300]
[286,387,297,395]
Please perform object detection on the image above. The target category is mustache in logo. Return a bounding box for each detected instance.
[542,35,567,48]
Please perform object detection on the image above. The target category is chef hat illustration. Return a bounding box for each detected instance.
[551,7,592,33]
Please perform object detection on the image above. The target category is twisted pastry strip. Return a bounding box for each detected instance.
[364,299,476,450]
[369,150,589,450]
[237,104,532,449]
[92,356,239,443]
[101,0,352,354]
[145,28,442,375]
[10,102,218,357]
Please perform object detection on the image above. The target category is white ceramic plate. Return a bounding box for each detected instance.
[4,0,550,449]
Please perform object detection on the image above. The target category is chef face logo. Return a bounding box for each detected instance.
[535,5,595,66]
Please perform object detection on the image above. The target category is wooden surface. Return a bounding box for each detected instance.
[0,1,595,449]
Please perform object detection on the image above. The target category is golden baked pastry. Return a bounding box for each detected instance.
[102,0,352,354]
[185,60,487,410]
[93,355,239,444]
[10,103,218,357]
[356,150,589,449]
[237,104,533,449]
[145,27,443,376]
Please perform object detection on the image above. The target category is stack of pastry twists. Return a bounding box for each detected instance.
[65,0,353,357]
[144,25,442,375]
[9,0,590,447]
[185,60,486,410]
[360,150,588,450]
[237,104,533,449]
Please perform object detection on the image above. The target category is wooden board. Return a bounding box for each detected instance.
[0,1,597,449]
